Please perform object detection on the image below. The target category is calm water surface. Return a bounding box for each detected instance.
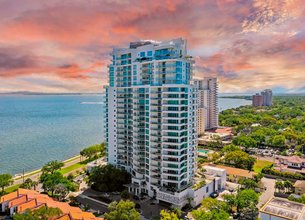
[0,95,103,174]
[0,95,251,174]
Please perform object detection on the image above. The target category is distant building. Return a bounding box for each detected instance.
[197,108,206,137]
[252,93,263,107]
[252,89,272,107]
[194,78,219,132]
[262,89,273,106]
[260,197,305,220]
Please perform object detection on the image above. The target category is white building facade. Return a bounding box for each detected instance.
[194,78,219,132]
[104,39,199,207]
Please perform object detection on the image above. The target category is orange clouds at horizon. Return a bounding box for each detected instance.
[1,0,305,93]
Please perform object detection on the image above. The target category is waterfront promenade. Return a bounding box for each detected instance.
[5,155,84,192]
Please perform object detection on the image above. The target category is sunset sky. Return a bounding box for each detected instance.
[1,0,305,93]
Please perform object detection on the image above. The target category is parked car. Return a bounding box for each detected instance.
[210,192,219,198]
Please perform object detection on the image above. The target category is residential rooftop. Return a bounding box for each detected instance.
[260,197,305,220]
[294,180,305,190]
[0,188,103,220]
[211,164,256,179]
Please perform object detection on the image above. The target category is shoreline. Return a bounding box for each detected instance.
[13,154,81,180]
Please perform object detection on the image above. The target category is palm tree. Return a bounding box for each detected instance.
[275,181,284,193]
[32,181,38,191]
[284,180,293,193]
[0,174,13,194]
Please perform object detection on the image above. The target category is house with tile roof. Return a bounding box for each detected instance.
[294,180,305,195]
[211,164,257,183]
[0,188,103,220]
[278,155,305,169]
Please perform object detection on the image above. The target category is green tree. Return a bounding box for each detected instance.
[236,189,259,212]
[121,189,130,200]
[223,194,237,213]
[221,144,241,154]
[88,165,131,192]
[104,200,140,220]
[20,178,34,189]
[40,172,76,197]
[80,143,105,160]
[41,160,64,174]
[233,135,257,148]
[224,189,259,219]
[13,206,62,220]
[192,209,229,220]
[272,135,286,147]
[250,129,266,143]
[284,180,293,193]
[208,152,221,162]
[192,198,230,220]
[275,181,284,193]
[160,208,182,220]
[0,174,13,194]
[239,179,258,190]
[224,150,256,170]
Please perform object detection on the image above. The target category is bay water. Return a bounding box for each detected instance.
[0,95,251,174]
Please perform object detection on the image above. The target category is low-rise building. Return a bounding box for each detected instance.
[198,127,233,145]
[278,155,305,169]
[260,197,305,220]
[155,166,226,208]
[211,164,256,183]
[0,188,103,220]
[294,180,305,195]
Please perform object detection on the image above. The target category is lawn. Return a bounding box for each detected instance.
[60,163,85,175]
[253,159,273,173]
[4,184,21,194]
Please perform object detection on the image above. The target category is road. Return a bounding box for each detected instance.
[258,177,275,207]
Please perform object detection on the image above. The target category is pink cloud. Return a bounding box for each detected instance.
[0,0,305,93]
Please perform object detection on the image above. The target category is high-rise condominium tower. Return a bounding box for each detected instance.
[252,89,272,107]
[252,93,263,107]
[261,89,273,106]
[104,38,198,206]
[194,78,218,133]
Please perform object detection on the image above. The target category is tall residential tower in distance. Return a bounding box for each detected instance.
[194,78,219,134]
[104,38,198,207]
[252,89,273,107]
[261,89,273,106]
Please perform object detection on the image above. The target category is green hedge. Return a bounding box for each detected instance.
[262,167,305,180]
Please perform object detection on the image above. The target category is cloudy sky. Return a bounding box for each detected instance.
[1,0,305,93]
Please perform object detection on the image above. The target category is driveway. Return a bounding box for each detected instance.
[258,177,275,207]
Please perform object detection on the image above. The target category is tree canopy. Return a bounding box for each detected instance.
[13,206,62,220]
[192,198,230,220]
[40,171,77,198]
[41,160,64,174]
[80,143,105,159]
[0,173,13,194]
[160,208,182,220]
[104,200,140,220]
[219,96,305,152]
[224,150,256,170]
[88,165,131,192]
[223,189,259,219]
